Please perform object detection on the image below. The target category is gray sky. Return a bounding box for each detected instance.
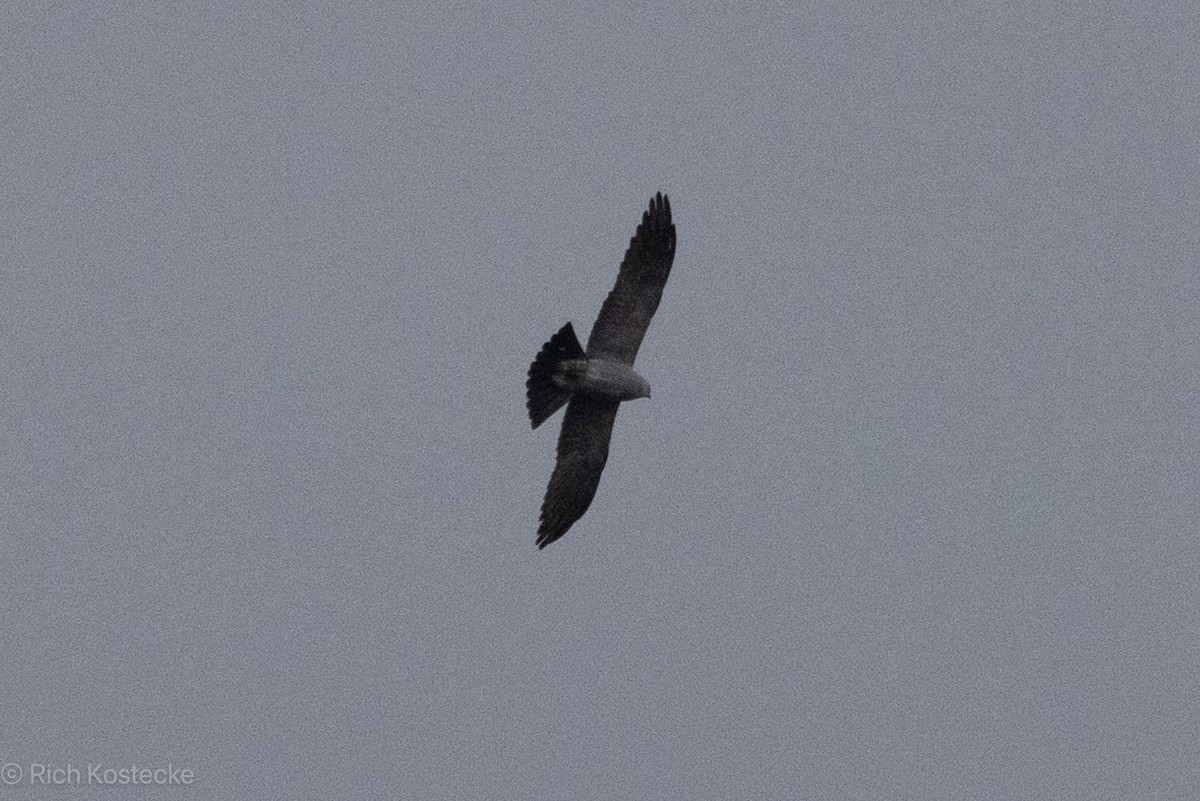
[4,2,1199,799]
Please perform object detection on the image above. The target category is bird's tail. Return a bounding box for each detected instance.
[527,322,586,428]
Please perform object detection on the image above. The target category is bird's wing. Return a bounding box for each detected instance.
[536,396,620,548]
[585,193,676,365]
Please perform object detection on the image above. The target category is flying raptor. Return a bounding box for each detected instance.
[526,192,676,548]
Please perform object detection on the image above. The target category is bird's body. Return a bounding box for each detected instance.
[526,193,676,549]
[554,355,651,402]
[576,359,651,400]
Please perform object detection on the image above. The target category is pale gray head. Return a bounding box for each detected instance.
[627,372,651,400]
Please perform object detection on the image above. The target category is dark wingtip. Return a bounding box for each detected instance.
[639,192,675,260]
[646,192,673,230]
[536,513,570,549]
[648,192,670,219]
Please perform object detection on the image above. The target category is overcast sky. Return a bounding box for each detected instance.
[4,2,1199,799]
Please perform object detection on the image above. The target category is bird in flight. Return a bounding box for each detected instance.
[526,193,676,549]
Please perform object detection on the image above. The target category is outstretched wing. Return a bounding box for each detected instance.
[536,396,620,548]
[586,193,676,365]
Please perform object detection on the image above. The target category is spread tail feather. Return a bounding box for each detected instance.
[527,323,585,428]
